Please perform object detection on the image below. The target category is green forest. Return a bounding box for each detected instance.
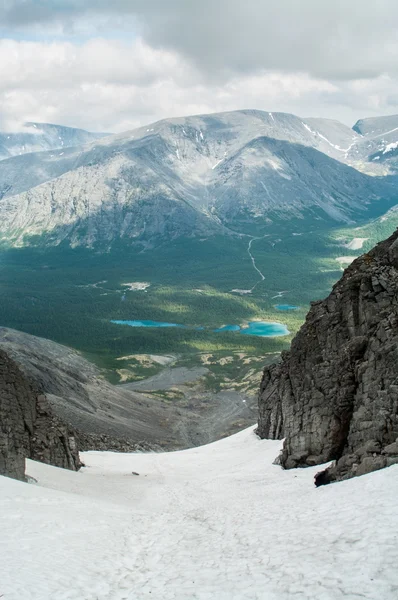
[1,209,398,379]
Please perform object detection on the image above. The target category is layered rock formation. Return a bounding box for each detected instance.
[0,349,80,480]
[257,230,398,483]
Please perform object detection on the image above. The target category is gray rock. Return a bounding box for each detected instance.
[382,440,398,455]
[0,349,80,481]
[356,456,387,477]
[257,229,398,483]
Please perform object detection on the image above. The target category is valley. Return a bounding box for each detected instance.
[2,5,398,599]
[1,109,398,428]
[2,207,398,410]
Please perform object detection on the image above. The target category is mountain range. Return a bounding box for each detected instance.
[1,110,398,249]
[0,121,107,161]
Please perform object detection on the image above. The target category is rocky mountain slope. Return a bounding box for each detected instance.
[0,110,396,248]
[0,121,107,161]
[0,348,80,480]
[257,229,398,483]
[349,114,398,174]
[0,327,256,450]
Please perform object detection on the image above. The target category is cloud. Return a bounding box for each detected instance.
[1,3,398,133]
[2,1,398,81]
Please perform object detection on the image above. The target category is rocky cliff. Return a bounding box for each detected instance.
[257,229,398,484]
[0,349,80,480]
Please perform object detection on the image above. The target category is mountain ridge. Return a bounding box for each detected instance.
[1,109,397,249]
[0,121,108,161]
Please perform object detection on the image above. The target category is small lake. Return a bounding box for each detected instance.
[111,319,289,337]
[275,304,300,311]
[111,320,186,328]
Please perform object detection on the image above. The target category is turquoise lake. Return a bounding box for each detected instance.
[111,320,186,328]
[111,320,290,337]
[275,304,300,311]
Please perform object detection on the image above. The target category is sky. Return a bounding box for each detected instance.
[1,0,398,133]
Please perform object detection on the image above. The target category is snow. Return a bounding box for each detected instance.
[383,141,398,154]
[212,158,223,169]
[345,237,368,250]
[268,112,275,122]
[0,428,397,599]
[121,282,150,291]
[302,122,316,135]
[301,122,352,153]
[231,288,252,294]
[336,256,357,265]
[266,159,291,180]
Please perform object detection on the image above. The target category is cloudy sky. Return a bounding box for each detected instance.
[1,0,398,132]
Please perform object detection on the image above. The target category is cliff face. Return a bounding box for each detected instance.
[0,349,80,480]
[257,230,398,483]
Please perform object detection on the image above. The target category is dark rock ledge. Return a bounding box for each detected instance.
[0,349,80,480]
[257,229,398,484]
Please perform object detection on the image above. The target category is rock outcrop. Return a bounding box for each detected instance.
[257,230,398,483]
[0,349,80,480]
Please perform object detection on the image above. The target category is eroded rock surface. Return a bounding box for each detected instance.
[257,230,398,483]
[0,349,80,480]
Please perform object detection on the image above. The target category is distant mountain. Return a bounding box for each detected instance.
[0,122,108,161]
[353,115,398,137]
[346,114,398,174]
[0,109,396,249]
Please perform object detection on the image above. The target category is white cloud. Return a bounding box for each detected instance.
[1,3,398,133]
[3,1,398,81]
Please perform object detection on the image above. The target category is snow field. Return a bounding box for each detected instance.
[0,427,397,600]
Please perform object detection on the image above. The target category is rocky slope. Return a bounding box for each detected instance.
[349,114,398,175]
[0,327,256,450]
[0,110,396,248]
[0,122,107,161]
[257,229,398,483]
[0,349,80,480]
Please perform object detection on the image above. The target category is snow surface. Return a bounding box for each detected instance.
[1,428,397,600]
[345,238,368,250]
[212,158,224,170]
[383,141,398,154]
[336,256,357,265]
